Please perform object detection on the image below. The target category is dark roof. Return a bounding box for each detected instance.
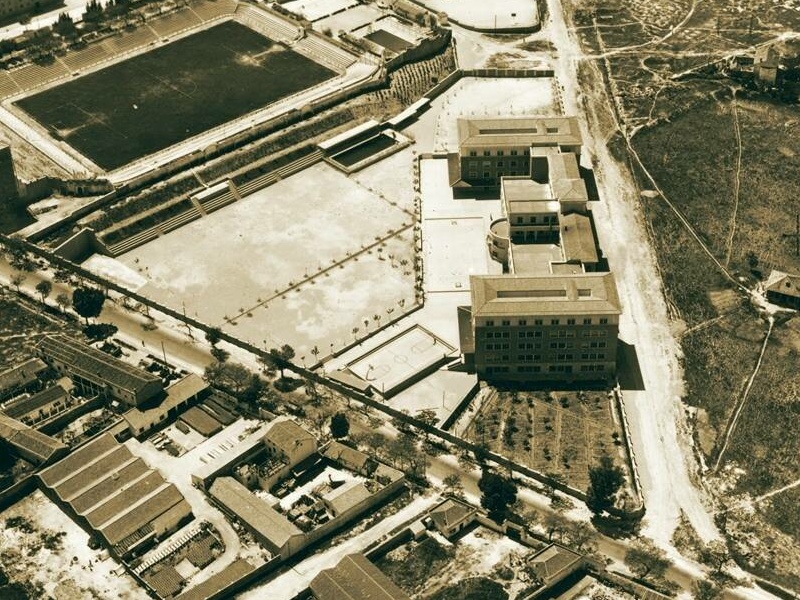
[181,406,222,437]
[0,412,67,464]
[100,484,187,545]
[209,477,301,552]
[529,544,583,580]
[86,471,166,528]
[71,458,150,514]
[54,444,135,502]
[145,565,185,599]
[38,335,162,397]
[323,481,373,516]
[174,559,256,600]
[3,383,68,419]
[39,432,118,486]
[310,553,411,600]
[322,441,369,472]
[0,358,47,394]
[428,499,477,533]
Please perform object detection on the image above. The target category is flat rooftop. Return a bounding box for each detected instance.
[458,116,582,149]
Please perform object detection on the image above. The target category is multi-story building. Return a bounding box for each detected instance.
[455,115,621,384]
[449,116,583,196]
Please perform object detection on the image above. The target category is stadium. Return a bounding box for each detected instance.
[0,0,379,182]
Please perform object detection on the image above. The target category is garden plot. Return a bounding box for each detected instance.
[431,78,557,152]
[115,161,415,357]
[466,389,631,493]
[0,490,146,599]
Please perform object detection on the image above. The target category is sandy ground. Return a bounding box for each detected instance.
[108,160,416,357]
[283,0,357,22]
[386,369,477,425]
[315,3,384,34]
[0,490,146,600]
[417,0,539,31]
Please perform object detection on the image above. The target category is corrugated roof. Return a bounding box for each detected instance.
[86,471,165,528]
[174,559,256,600]
[0,412,67,463]
[100,484,186,545]
[310,553,411,600]
[38,335,162,397]
[458,116,582,149]
[209,477,301,552]
[71,458,150,514]
[39,432,118,486]
[470,272,621,317]
[54,444,134,501]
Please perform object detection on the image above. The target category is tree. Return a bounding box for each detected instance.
[330,412,350,438]
[701,540,730,576]
[53,12,76,37]
[84,323,118,341]
[442,473,464,498]
[692,579,722,600]
[55,292,70,314]
[624,539,672,581]
[564,521,597,552]
[72,287,105,324]
[35,280,52,303]
[478,470,517,521]
[210,347,230,362]
[205,327,222,346]
[415,408,438,440]
[586,454,624,514]
[240,374,267,407]
[10,272,26,292]
[204,361,252,396]
[544,512,569,541]
[269,344,296,378]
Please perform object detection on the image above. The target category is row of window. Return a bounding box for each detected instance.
[513,216,558,225]
[484,330,610,340]
[484,318,610,326]
[468,171,525,179]
[469,160,523,169]
[484,364,606,375]
[484,353,607,362]
[468,149,528,157]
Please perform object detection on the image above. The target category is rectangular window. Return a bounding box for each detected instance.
[510,149,518,156]
[469,171,477,178]
[518,319,527,326]
[534,319,543,326]
[486,320,494,326]
[546,127,558,133]
[510,161,517,167]
[551,319,560,325]
[501,320,511,326]
[497,150,504,156]
[600,318,609,325]
[483,150,491,156]
[469,151,477,157]
[567,318,576,325]
[497,161,504,167]
[502,332,510,338]
[483,171,490,178]
[583,318,592,325]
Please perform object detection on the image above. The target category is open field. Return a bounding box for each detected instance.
[416,0,539,31]
[0,490,146,599]
[112,158,415,356]
[465,389,630,494]
[15,20,335,170]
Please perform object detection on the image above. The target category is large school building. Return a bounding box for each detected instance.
[455,116,621,384]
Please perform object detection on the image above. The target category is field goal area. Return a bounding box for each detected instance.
[346,325,456,397]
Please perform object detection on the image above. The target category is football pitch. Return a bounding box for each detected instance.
[15,21,336,170]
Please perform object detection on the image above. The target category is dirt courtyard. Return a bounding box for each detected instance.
[113,156,416,356]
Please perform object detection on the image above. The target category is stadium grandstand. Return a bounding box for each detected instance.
[38,432,192,558]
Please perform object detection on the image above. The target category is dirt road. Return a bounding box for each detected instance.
[543,0,720,546]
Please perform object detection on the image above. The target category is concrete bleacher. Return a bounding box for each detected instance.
[61,43,111,72]
[235,150,322,197]
[200,189,237,214]
[102,26,158,54]
[160,207,201,233]
[0,72,20,99]
[107,228,161,257]
[10,61,69,91]
[234,4,302,43]
[149,7,203,38]
[188,0,238,21]
[294,34,356,72]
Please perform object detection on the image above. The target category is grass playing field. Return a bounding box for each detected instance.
[15,20,336,170]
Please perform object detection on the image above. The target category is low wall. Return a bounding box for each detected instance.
[52,228,103,263]
[0,473,37,512]
[385,29,451,71]
[613,387,645,510]
[37,395,105,436]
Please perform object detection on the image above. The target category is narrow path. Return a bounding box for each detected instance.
[724,89,743,267]
[713,316,774,471]
[753,478,800,504]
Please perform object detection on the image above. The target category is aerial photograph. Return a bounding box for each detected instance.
[0,0,798,598]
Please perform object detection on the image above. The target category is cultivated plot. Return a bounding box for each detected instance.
[15,21,335,170]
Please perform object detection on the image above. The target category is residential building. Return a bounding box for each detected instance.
[37,335,163,406]
[765,269,800,309]
[528,544,585,586]
[310,553,411,600]
[0,411,68,465]
[427,498,478,538]
[2,380,71,427]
